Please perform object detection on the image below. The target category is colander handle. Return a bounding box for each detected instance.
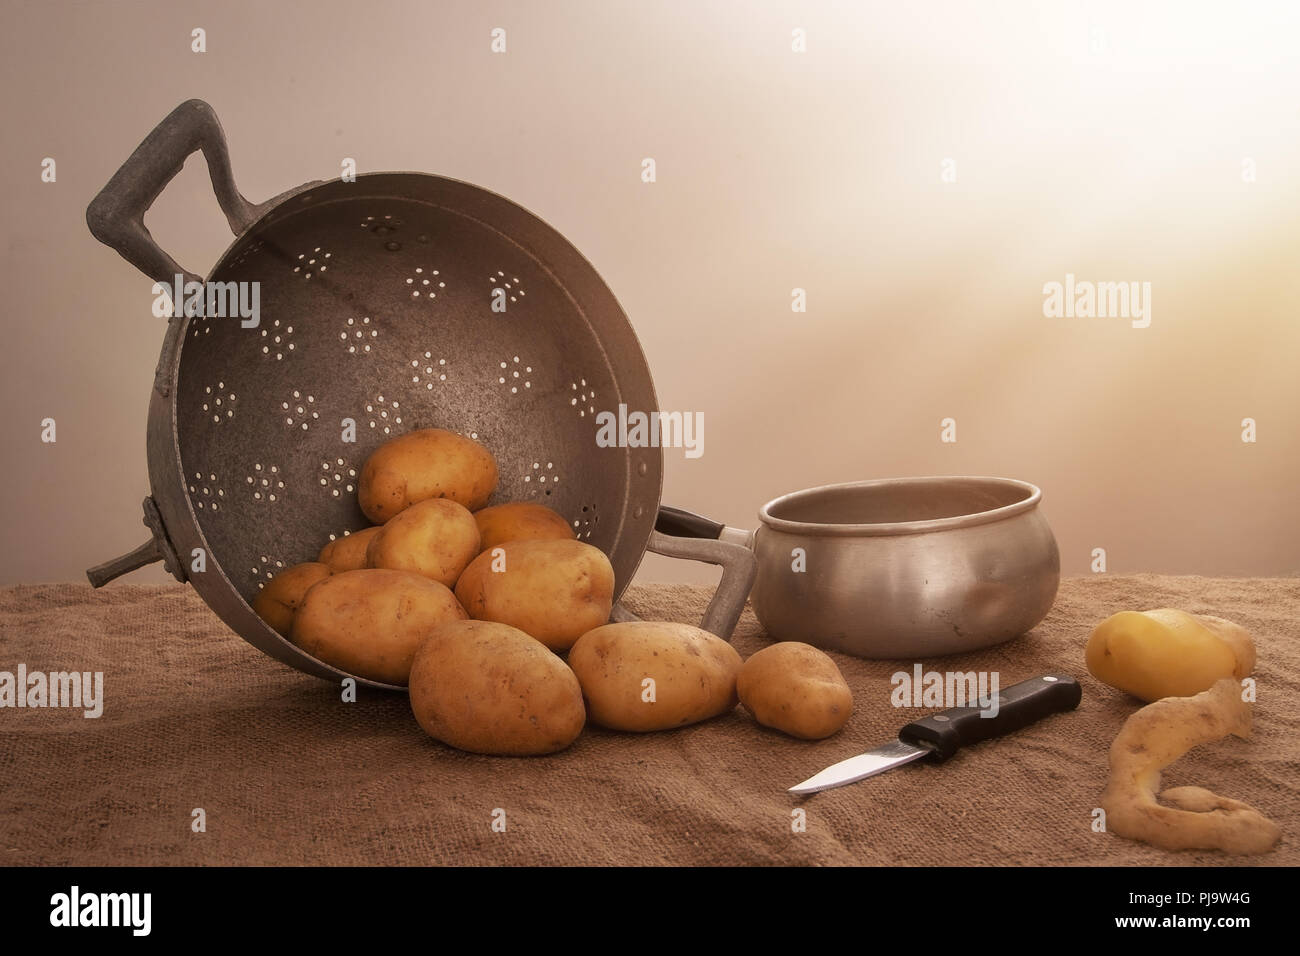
[611,530,757,640]
[86,99,264,288]
[86,538,165,589]
[86,497,186,587]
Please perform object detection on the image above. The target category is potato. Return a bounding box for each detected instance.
[408,620,586,756]
[365,498,480,587]
[568,621,743,732]
[1085,609,1256,702]
[737,642,853,739]
[317,527,381,573]
[291,568,467,685]
[455,538,614,651]
[473,502,574,552]
[252,562,332,636]
[358,427,498,523]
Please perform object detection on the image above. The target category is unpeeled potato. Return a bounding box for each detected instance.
[317,527,381,573]
[473,502,574,552]
[358,427,498,523]
[252,562,332,636]
[454,538,614,651]
[568,621,743,732]
[291,568,467,685]
[409,620,586,756]
[365,498,480,587]
[1085,609,1256,702]
[738,642,853,739]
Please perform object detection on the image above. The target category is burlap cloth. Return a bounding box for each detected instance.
[0,576,1295,866]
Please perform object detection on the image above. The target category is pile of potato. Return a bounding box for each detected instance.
[253,427,853,756]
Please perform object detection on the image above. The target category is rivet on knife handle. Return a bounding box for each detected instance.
[897,673,1082,761]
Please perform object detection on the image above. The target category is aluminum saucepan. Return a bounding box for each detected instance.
[657,476,1060,658]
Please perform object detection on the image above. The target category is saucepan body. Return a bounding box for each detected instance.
[659,476,1059,658]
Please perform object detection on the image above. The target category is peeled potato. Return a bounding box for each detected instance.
[291,568,467,685]
[568,621,743,732]
[409,620,586,756]
[473,502,574,552]
[252,562,332,636]
[365,498,480,587]
[455,538,614,651]
[317,527,381,573]
[358,427,498,523]
[738,642,853,739]
[1085,609,1256,702]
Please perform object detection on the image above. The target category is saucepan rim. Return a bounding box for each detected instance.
[758,475,1042,538]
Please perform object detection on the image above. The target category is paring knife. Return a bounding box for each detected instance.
[788,673,1082,794]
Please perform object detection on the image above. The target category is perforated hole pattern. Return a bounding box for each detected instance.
[174,185,657,603]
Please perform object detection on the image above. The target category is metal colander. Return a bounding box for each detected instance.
[87,100,755,690]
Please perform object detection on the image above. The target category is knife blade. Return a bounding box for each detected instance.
[788,673,1082,794]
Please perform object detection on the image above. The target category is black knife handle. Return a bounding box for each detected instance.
[897,673,1082,762]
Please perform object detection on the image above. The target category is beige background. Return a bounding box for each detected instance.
[1,0,1297,586]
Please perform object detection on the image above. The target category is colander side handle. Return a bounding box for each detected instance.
[86,498,187,588]
[86,538,164,588]
[86,99,263,287]
[611,531,757,640]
